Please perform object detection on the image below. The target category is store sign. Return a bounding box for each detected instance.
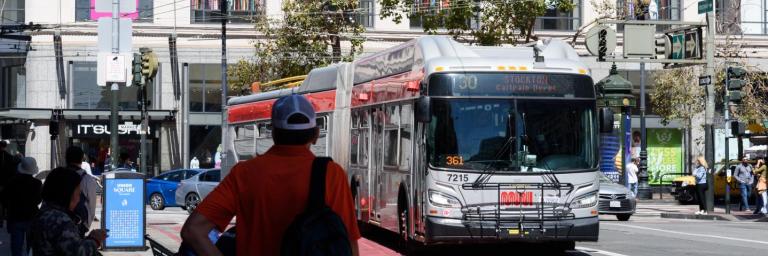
[76,122,150,135]
[646,128,683,185]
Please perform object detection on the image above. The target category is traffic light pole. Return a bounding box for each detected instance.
[704,3,716,212]
[109,0,120,171]
[140,79,148,175]
[724,68,731,214]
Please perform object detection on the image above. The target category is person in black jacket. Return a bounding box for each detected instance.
[0,140,21,229]
[2,157,42,256]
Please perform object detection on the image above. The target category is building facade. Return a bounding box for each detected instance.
[1,0,765,175]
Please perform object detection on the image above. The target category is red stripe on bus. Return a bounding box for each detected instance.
[228,90,337,123]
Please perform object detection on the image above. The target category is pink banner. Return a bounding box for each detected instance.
[90,0,139,20]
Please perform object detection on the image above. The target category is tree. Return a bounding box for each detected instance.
[380,0,573,45]
[227,0,365,94]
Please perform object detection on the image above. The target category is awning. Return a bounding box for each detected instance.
[0,108,53,122]
[61,109,176,121]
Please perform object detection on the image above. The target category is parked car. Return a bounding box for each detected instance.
[175,169,221,214]
[146,169,201,210]
[598,172,636,221]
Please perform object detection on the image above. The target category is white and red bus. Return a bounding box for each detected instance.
[222,36,609,249]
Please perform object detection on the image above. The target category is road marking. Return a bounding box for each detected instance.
[576,246,630,256]
[603,223,768,246]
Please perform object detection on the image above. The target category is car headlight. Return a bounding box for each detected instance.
[570,192,598,209]
[428,190,462,208]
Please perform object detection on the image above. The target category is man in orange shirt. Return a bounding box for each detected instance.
[181,94,361,255]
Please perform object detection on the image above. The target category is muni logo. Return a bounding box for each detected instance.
[500,191,534,206]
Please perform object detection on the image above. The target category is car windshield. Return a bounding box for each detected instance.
[427,98,597,172]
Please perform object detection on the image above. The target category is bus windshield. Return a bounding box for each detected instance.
[428,98,597,172]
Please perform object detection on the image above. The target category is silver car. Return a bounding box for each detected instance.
[598,172,636,221]
[175,169,220,214]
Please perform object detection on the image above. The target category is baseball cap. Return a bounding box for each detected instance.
[271,94,316,130]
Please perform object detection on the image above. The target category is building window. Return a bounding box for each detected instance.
[2,66,25,108]
[358,0,375,28]
[191,0,265,23]
[742,0,767,34]
[76,0,154,22]
[535,0,580,31]
[616,0,680,31]
[189,64,234,112]
[70,61,156,110]
[1,0,24,23]
[189,125,222,168]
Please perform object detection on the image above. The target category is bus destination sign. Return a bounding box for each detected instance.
[429,73,594,98]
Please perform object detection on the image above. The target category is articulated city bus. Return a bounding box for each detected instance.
[222,36,608,249]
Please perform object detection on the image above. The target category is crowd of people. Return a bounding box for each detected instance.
[733,157,768,215]
[0,142,105,256]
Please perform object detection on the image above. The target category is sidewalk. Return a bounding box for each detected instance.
[639,194,768,222]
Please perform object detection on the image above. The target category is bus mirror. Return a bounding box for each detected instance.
[599,108,614,133]
[416,96,431,123]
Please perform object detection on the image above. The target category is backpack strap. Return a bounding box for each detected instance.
[308,157,332,211]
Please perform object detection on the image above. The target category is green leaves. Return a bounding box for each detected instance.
[650,67,703,126]
[227,0,365,95]
[380,0,574,45]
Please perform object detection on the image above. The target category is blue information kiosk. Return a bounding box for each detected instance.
[102,171,146,251]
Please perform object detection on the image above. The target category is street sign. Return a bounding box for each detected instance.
[623,24,656,58]
[97,17,133,86]
[684,29,703,59]
[671,34,684,59]
[105,54,127,83]
[699,75,711,86]
[586,25,617,58]
[698,0,713,14]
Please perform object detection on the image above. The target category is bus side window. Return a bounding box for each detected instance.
[256,122,273,155]
[234,124,256,161]
[384,105,400,168]
[400,104,413,171]
[311,116,328,156]
[350,111,360,165]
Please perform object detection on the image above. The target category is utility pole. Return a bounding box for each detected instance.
[704,0,716,212]
[109,0,120,171]
[724,67,731,214]
[638,61,651,199]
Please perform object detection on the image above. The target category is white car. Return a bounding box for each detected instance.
[175,169,220,214]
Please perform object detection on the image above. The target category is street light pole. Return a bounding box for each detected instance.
[220,0,228,172]
[638,61,652,199]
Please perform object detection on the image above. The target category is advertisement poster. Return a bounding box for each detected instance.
[104,179,145,248]
[599,133,621,183]
[646,128,683,185]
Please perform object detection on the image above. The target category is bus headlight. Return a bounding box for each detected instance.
[570,192,598,209]
[428,190,462,208]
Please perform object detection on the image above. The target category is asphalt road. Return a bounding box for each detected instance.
[28,205,763,256]
[360,214,768,256]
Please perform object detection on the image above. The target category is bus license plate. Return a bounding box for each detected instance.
[610,200,621,208]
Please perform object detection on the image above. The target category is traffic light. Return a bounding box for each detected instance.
[132,53,142,86]
[598,29,607,62]
[727,66,747,104]
[655,34,671,59]
[140,47,158,79]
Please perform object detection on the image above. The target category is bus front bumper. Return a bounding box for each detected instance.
[424,216,599,244]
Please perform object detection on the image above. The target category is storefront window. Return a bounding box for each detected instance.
[189,64,234,112]
[190,125,222,169]
[1,0,23,24]
[71,61,155,110]
[76,0,154,22]
[535,0,580,31]
[191,0,265,23]
[2,66,25,108]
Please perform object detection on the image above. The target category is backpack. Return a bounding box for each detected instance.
[281,157,352,256]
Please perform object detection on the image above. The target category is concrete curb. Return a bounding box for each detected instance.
[660,213,736,221]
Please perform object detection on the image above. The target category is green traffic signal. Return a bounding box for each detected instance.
[727,66,747,104]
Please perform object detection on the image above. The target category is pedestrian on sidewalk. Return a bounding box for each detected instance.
[627,158,639,196]
[753,158,768,215]
[734,156,754,212]
[29,167,107,256]
[694,156,709,215]
[64,146,100,237]
[1,157,42,256]
[181,94,361,255]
